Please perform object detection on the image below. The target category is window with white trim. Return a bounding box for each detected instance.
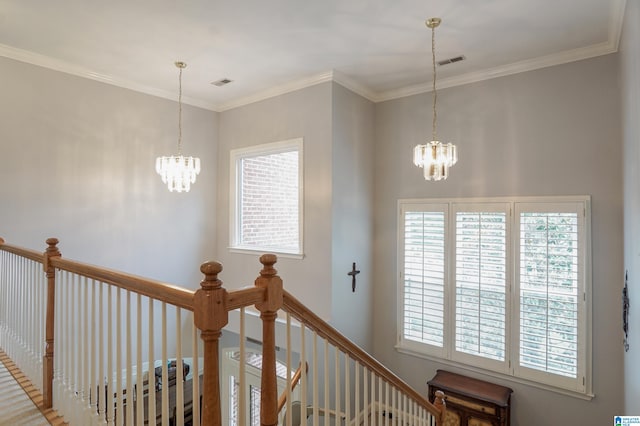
[230,139,303,257]
[397,197,590,394]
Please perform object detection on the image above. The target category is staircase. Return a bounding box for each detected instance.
[0,237,446,425]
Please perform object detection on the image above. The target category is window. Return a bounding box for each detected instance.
[222,348,298,425]
[230,139,303,257]
[397,197,591,395]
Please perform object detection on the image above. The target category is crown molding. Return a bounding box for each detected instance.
[376,40,618,102]
[330,70,378,102]
[1,0,627,111]
[610,0,627,51]
[215,71,334,111]
[0,43,218,111]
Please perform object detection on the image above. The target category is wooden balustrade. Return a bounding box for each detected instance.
[1,238,446,426]
[283,290,447,425]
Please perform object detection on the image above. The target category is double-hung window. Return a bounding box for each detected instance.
[230,138,303,257]
[397,197,591,395]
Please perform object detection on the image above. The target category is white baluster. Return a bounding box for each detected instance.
[125,290,133,426]
[148,299,156,426]
[360,362,365,426]
[65,272,74,420]
[345,354,350,425]
[162,302,168,425]
[176,307,184,426]
[97,282,105,425]
[52,267,62,413]
[312,331,318,426]
[238,307,246,426]
[83,277,90,421]
[377,372,382,425]
[136,293,144,426]
[334,346,340,425]
[300,323,307,426]
[107,284,114,425]
[191,312,199,426]
[116,287,123,426]
[285,312,292,426]
[324,340,329,426]
[91,280,98,425]
[385,382,390,426]
[371,371,376,426]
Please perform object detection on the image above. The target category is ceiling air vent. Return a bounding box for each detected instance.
[211,78,233,87]
[437,55,466,66]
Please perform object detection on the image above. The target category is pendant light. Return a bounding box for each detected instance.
[413,18,458,181]
[156,61,201,192]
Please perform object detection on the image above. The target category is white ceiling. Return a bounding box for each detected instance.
[0,0,627,111]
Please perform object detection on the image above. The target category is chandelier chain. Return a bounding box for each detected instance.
[431,23,437,142]
[177,65,183,155]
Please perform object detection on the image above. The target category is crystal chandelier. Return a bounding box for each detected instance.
[413,18,458,181]
[156,61,201,192]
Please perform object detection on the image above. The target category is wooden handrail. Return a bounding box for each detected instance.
[276,362,307,414]
[226,286,266,310]
[0,238,44,263]
[0,237,196,310]
[282,290,445,425]
[50,257,195,310]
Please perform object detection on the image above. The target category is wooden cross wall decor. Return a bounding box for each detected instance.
[348,262,360,292]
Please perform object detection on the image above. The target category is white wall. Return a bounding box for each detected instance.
[620,0,640,414]
[0,56,218,290]
[372,54,623,425]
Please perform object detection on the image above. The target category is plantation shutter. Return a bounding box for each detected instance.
[453,205,508,365]
[401,206,447,349]
[516,203,584,386]
[397,197,590,393]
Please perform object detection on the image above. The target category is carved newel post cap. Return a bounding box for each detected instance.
[259,254,278,276]
[200,261,223,290]
[0,237,5,244]
[45,238,61,257]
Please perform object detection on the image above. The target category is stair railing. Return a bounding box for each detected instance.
[0,238,445,425]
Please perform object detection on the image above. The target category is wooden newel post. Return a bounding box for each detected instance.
[193,261,228,426]
[433,390,447,426]
[254,254,283,426]
[43,237,61,409]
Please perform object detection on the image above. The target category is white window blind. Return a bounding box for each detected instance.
[400,205,447,353]
[454,207,508,364]
[397,197,590,394]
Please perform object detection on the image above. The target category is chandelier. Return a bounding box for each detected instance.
[413,18,458,181]
[156,61,201,192]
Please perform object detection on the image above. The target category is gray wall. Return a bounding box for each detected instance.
[216,82,375,350]
[372,54,623,425]
[217,83,334,319]
[0,26,630,423]
[620,0,640,414]
[331,82,375,350]
[0,56,218,290]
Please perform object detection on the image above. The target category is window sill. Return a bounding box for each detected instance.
[228,246,305,260]
[395,344,594,401]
